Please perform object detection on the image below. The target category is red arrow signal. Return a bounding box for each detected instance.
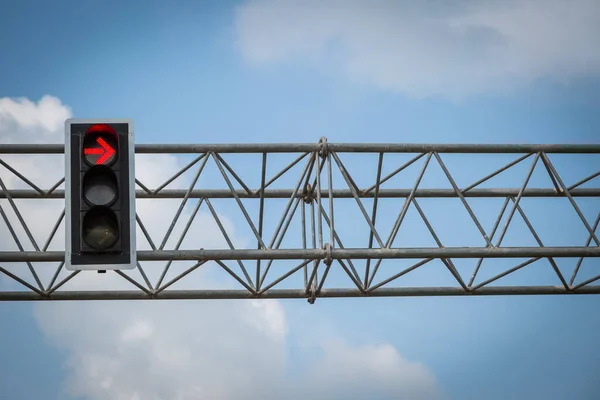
[84,137,116,165]
[96,137,115,164]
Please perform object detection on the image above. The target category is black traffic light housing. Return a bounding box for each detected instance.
[65,119,136,270]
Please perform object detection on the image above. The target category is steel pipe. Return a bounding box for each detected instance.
[1,247,599,263]
[2,188,599,199]
[2,143,600,154]
[1,285,600,301]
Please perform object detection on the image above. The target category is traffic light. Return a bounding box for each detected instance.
[64,119,136,271]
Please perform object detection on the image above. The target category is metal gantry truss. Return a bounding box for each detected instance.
[0,140,599,301]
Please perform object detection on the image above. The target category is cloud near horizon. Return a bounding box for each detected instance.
[0,95,443,400]
[235,0,600,99]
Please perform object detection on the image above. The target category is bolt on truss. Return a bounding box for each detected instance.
[0,140,599,302]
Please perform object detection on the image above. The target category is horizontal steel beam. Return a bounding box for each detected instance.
[1,247,599,262]
[1,286,599,301]
[3,188,599,199]
[2,143,600,154]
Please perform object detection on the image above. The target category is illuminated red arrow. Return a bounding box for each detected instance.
[84,137,115,165]
[84,148,103,155]
[96,137,115,164]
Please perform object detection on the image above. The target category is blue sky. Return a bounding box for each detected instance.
[1,0,600,399]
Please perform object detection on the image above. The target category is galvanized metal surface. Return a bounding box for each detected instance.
[0,140,599,301]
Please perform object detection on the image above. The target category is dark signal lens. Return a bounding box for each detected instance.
[83,166,118,206]
[82,207,119,250]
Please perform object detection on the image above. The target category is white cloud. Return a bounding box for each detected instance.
[235,0,600,98]
[33,301,289,400]
[307,339,444,400]
[1,95,442,399]
[0,95,71,142]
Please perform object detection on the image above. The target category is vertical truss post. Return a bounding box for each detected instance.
[365,152,384,289]
[256,152,267,289]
